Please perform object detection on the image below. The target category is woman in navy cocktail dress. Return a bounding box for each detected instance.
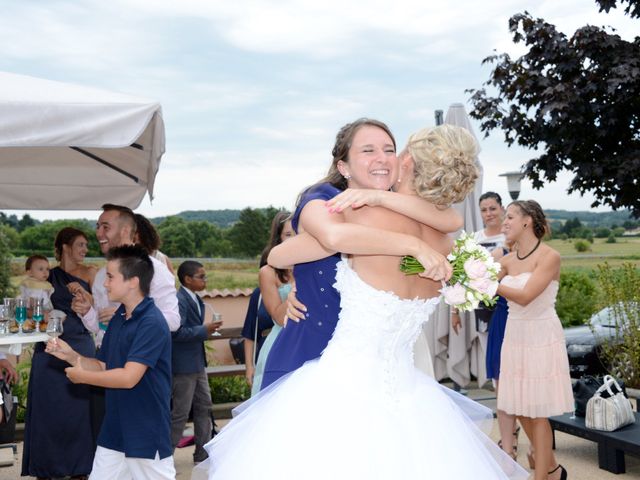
[22,228,97,479]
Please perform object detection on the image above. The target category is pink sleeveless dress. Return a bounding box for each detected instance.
[497,273,574,418]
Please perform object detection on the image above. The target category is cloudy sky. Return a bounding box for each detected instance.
[1,0,636,220]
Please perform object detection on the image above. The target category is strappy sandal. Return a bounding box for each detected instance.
[497,440,517,461]
[512,425,520,457]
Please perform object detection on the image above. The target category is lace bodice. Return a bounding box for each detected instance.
[501,272,559,319]
[322,261,439,386]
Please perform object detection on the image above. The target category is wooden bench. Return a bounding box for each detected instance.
[550,412,640,474]
[205,364,246,378]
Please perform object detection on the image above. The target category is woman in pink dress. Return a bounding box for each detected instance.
[497,200,573,480]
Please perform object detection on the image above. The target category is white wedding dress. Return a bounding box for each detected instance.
[194,261,527,480]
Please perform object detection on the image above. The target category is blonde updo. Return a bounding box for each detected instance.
[407,124,479,207]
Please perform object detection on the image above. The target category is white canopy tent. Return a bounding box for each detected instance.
[0,72,165,210]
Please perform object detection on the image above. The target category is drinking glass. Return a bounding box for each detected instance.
[1,298,15,335]
[46,315,64,345]
[205,304,222,336]
[15,298,27,334]
[0,306,7,335]
[32,298,45,333]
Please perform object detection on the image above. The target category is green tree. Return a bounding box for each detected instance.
[19,220,97,257]
[17,214,37,232]
[226,208,270,258]
[468,0,640,216]
[0,224,20,250]
[613,227,626,237]
[157,217,196,257]
[186,221,224,256]
[562,218,582,237]
[595,227,612,238]
[0,227,14,298]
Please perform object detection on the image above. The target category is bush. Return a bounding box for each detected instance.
[574,239,591,252]
[559,233,568,241]
[596,263,640,388]
[12,352,33,423]
[556,271,599,327]
[209,375,250,403]
[606,234,617,244]
[613,227,626,237]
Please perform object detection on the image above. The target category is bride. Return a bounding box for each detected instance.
[195,125,527,480]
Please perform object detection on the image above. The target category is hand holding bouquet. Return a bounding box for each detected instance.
[400,232,500,312]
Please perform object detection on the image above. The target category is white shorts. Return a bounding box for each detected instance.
[90,446,176,480]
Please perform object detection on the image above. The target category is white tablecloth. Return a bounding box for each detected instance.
[0,332,49,355]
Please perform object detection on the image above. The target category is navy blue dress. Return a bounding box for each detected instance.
[261,183,342,389]
[22,267,97,478]
[485,295,509,380]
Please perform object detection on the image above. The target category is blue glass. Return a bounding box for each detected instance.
[15,298,27,334]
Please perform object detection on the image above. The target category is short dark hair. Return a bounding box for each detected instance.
[479,191,503,206]
[25,254,49,271]
[106,245,154,296]
[102,203,137,238]
[177,260,204,286]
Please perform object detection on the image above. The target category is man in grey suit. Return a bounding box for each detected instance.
[171,261,222,463]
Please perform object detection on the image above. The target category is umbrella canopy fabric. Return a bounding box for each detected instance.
[0,72,165,210]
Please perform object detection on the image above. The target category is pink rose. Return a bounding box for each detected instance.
[469,278,499,297]
[463,258,488,280]
[441,283,466,306]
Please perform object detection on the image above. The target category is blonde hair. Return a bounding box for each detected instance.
[406,124,479,206]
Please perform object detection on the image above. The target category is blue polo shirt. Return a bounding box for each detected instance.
[96,296,172,459]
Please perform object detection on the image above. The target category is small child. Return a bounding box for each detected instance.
[19,255,54,310]
[171,261,222,463]
[46,245,175,479]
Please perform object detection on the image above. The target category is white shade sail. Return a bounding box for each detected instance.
[0,72,165,210]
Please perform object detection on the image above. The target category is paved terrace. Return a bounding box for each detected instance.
[4,383,640,479]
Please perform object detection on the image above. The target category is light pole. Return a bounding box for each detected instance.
[499,171,524,200]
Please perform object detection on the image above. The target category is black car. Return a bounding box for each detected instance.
[564,305,633,378]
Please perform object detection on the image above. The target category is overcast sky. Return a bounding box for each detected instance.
[1,0,636,221]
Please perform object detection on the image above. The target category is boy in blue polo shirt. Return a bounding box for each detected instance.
[46,245,175,479]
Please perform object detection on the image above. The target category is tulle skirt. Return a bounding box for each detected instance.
[193,350,528,480]
[498,313,574,418]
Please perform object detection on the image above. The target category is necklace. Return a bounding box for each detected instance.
[516,239,541,260]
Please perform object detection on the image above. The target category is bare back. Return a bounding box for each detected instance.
[343,206,452,300]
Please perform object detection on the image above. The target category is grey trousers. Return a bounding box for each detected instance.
[170,371,213,459]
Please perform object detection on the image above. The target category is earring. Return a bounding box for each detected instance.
[344,174,351,180]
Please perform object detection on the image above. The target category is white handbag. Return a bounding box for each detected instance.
[585,375,636,431]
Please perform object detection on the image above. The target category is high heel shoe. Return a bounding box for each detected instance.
[526,450,535,469]
[497,440,517,460]
[548,464,567,480]
[512,425,520,456]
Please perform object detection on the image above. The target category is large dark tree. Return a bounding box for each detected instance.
[467,0,640,215]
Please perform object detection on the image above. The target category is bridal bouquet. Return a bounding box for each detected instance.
[400,232,500,312]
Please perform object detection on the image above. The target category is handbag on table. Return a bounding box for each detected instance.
[585,375,635,431]
[573,375,627,417]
